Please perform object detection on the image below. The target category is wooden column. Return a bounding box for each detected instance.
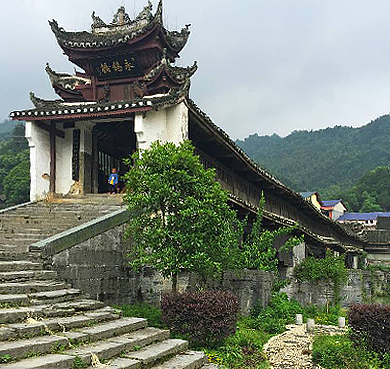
[49,121,56,194]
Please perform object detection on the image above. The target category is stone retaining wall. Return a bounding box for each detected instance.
[47,223,274,314]
[283,269,390,307]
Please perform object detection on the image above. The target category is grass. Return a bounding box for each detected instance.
[116,303,166,329]
[312,334,390,369]
[203,317,272,369]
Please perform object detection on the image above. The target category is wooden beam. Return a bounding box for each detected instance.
[35,121,65,139]
[49,122,56,194]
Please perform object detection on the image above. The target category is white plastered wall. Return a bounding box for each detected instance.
[25,122,51,202]
[134,101,189,150]
[26,121,95,201]
[55,125,73,195]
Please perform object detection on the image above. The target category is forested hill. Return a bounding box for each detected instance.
[236,114,390,193]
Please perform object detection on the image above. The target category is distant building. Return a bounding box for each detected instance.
[321,200,347,220]
[299,191,322,211]
[338,212,390,229]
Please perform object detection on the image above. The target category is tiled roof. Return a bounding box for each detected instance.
[322,200,342,207]
[299,192,317,199]
[10,80,190,121]
[338,212,390,221]
[49,1,189,53]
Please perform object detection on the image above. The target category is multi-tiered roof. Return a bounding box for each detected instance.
[11,0,197,119]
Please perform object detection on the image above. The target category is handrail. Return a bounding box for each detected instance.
[0,201,33,214]
[30,208,131,257]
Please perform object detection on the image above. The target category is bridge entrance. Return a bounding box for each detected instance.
[93,119,137,194]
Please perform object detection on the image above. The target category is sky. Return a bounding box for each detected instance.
[2,0,390,140]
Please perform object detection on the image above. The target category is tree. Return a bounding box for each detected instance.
[0,123,29,207]
[123,140,241,292]
[240,194,303,272]
[3,150,30,205]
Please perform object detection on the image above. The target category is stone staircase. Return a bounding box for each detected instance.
[0,200,216,369]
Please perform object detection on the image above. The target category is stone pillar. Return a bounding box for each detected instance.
[352,256,358,270]
[134,101,189,151]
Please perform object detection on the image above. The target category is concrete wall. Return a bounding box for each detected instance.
[47,222,274,314]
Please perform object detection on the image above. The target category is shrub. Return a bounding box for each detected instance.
[161,291,238,345]
[116,303,165,329]
[205,317,271,368]
[302,304,347,326]
[348,303,390,354]
[250,293,303,334]
[294,251,348,302]
[312,334,383,369]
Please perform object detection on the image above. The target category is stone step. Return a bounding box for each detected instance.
[0,354,75,369]
[62,317,147,345]
[0,334,70,362]
[28,288,82,304]
[51,299,105,312]
[124,339,189,367]
[0,299,104,324]
[0,251,42,262]
[152,351,207,369]
[0,245,30,254]
[0,280,68,294]
[0,261,42,272]
[0,294,29,306]
[88,357,140,369]
[64,327,170,365]
[0,270,57,282]
[2,307,118,341]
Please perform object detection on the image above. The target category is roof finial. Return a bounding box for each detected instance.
[112,6,131,26]
[91,11,107,29]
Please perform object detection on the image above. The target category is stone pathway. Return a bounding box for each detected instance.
[263,324,346,369]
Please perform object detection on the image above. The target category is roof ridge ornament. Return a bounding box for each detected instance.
[91,11,107,29]
[29,92,50,108]
[112,6,131,26]
[134,1,153,23]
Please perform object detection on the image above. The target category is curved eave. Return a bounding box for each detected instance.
[144,67,190,87]
[52,83,86,102]
[10,101,153,122]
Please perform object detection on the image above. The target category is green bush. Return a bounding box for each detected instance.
[294,251,348,302]
[249,293,303,334]
[302,304,347,326]
[312,334,385,369]
[116,303,165,329]
[205,317,271,369]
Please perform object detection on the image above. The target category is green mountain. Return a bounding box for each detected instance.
[236,114,390,196]
[0,119,19,140]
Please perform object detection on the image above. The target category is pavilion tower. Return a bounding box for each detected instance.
[10,1,197,200]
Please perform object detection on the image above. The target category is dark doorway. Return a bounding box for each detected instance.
[93,120,137,193]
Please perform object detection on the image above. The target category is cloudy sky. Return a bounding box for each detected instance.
[1,0,390,139]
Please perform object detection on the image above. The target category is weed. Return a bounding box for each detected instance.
[72,356,88,369]
[0,354,12,363]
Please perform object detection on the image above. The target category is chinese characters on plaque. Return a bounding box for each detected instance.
[92,55,142,80]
